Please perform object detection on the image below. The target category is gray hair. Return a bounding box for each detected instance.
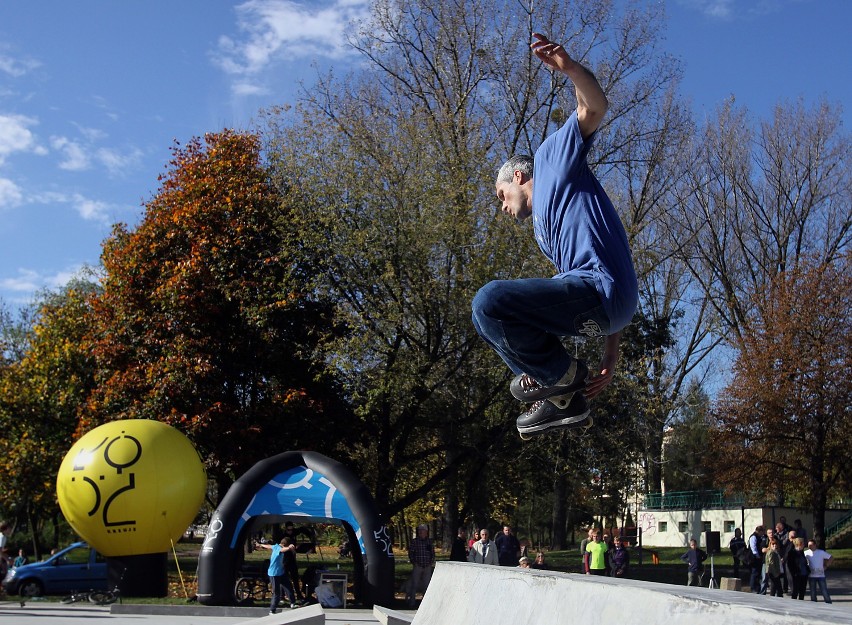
[497,154,533,183]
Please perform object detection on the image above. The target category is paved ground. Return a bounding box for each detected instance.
[1,571,849,624]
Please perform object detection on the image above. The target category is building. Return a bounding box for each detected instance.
[635,490,851,550]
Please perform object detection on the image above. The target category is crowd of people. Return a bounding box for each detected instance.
[729,518,834,604]
[403,518,840,608]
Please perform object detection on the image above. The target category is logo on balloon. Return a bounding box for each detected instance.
[57,420,206,556]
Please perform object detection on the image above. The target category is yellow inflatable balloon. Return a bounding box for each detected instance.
[57,420,206,556]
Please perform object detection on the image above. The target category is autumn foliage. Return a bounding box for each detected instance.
[81,130,343,481]
[711,254,852,539]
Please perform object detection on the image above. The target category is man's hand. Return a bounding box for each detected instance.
[584,332,620,400]
[530,32,574,73]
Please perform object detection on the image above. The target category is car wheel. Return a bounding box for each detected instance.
[18,579,44,597]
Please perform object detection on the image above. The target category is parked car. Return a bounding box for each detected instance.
[2,541,107,597]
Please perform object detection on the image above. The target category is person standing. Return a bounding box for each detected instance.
[495,525,522,567]
[468,528,499,565]
[681,538,708,587]
[586,530,608,576]
[449,527,468,562]
[728,528,745,578]
[805,540,833,604]
[766,540,784,597]
[472,32,638,438]
[255,538,297,614]
[406,525,435,607]
[786,537,810,600]
[610,536,629,577]
[12,549,28,568]
[580,527,595,574]
[748,526,766,593]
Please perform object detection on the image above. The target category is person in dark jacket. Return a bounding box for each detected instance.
[681,538,708,586]
[786,537,810,600]
[449,528,468,562]
[610,536,629,577]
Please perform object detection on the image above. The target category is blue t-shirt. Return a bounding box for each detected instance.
[531,111,638,332]
[267,544,285,577]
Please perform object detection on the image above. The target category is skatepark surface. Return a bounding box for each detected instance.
[1,563,850,624]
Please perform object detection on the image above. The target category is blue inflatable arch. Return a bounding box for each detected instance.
[196,451,394,606]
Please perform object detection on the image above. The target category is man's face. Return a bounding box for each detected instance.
[418,528,428,538]
[775,523,784,533]
[767,529,774,539]
[503,526,511,536]
[495,172,532,221]
[480,530,489,542]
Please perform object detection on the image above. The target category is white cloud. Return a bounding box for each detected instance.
[49,131,142,176]
[29,190,122,224]
[51,136,91,171]
[213,0,369,80]
[0,113,47,164]
[0,268,41,293]
[72,194,112,223]
[95,146,144,176]
[0,51,40,78]
[0,265,86,295]
[0,177,24,209]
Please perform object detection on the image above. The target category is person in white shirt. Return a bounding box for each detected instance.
[804,540,832,604]
[468,528,499,565]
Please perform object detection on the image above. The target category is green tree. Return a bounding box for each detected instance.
[264,0,691,538]
[661,381,714,493]
[82,130,346,493]
[0,279,99,557]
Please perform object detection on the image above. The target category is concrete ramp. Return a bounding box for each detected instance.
[414,562,852,625]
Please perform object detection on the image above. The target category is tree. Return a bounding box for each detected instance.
[263,0,693,539]
[711,254,852,543]
[0,279,99,556]
[671,97,851,346]
[661,381,714,493]
[82,130,346,493]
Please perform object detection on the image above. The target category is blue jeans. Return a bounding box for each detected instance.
[471,276,609,386]
[269,574,294,611]
[749,562,762,593]
[809,577,832,603]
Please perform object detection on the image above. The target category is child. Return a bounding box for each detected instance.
[680,538,707,586]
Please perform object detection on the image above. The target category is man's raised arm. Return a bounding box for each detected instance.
[530,32,608,139]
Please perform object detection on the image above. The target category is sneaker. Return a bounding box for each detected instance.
[290,603,297,609]
[269,609,277,615]
[510,360,588,402]
[516,392,591,436]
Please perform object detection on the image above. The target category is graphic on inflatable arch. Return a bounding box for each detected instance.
[223,466,383,556]
[197,450,394,607]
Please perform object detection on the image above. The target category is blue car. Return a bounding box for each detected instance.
[2,541,107,597]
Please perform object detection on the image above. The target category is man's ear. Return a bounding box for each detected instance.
[514,169,530,185]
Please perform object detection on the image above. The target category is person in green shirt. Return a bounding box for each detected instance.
[586,530,608,576]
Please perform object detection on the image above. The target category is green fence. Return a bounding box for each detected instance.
[643,490,745,510]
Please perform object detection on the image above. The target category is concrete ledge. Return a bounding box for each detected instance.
[373,604,415,624]
[414,562,852,625]
[720,577,742,591]
[111,603,270,617]
[233,602,325,625]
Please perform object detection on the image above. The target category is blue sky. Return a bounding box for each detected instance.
[1,0,849,309]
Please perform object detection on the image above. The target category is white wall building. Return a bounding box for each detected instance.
[636,504,849,550]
